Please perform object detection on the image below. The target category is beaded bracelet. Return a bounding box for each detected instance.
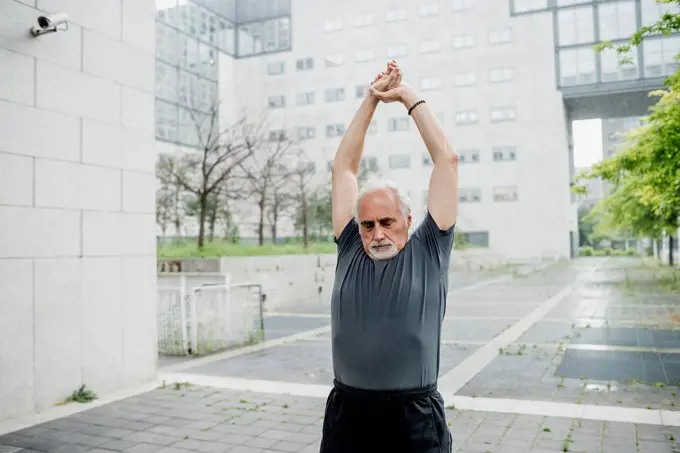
[407,99,426,116]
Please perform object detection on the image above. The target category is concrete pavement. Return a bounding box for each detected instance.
[2,258,679,452]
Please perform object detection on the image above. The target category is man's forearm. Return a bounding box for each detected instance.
[332,95,379,175]
[402,90,453,165]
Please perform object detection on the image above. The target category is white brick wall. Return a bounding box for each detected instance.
[0,0,157,421]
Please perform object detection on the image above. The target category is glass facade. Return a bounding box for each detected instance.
[510,0,680,89]
[155,0,292,148]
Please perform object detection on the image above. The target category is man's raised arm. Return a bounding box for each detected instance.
[331,63,400,239]
[371,84,459,231]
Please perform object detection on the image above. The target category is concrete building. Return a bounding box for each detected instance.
[153,0,679,259]
[0,0,157,421]
[575,166,606,209]
[601,116,643,159]
[158,0,577,259]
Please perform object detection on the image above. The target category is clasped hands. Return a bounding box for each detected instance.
[368,60,416,106]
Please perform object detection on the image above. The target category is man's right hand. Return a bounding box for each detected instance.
[370,60,402,93]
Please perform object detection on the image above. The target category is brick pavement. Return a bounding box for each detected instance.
[2,258,679,453]
[2,385,679,453]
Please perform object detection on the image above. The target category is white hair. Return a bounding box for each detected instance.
[354,178,412,220]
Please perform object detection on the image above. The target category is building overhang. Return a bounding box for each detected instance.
[563,81,668,120]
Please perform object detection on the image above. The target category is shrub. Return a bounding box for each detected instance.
[579,246,594,256]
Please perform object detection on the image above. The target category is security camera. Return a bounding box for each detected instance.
[30,12,69,37]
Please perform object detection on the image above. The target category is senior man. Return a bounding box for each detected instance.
[320,61,459,453]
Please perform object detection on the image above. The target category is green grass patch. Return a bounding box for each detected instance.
[158,240,337,258]
[619,264,680,294]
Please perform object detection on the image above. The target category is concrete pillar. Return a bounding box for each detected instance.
[0,0,158,421]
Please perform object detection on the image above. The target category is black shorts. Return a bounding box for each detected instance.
[320,380,452,453]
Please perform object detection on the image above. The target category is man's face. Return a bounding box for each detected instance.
[357,188,411,260]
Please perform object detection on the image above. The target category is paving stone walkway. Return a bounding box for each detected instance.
[2,258,679,453]
[2,385,679,453]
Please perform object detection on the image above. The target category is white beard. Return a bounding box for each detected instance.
[368,241,398,260]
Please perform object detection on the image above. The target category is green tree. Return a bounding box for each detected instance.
[577,204,598,247]
[575,1,680,264]
[296,167,378,241]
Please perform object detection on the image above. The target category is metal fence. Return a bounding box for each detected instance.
[157,276,265,356]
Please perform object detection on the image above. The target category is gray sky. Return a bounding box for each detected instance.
[573,119,603,168]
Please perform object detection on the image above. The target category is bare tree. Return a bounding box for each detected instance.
[267,178,295,243]
[156,156,190,241]
[156,185,173,238]
[157,102,264,248]
[289,150,317,248]
[240,130,295,245]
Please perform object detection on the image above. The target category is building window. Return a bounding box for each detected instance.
[355,14,374,27]
[269,129,287,141]
[642,0,680,28]
[455,110,478,125]
[452,34,475,49]
[268,95,285,108]
[600,48,639,82]
[558,47,597,86]
[490,107,516,122]
[420,77,443,91]
[155,100,178,142]
[492,146,517,162]
[355,84,369,99]
[489,28,512,44]
[460,231,489,247]
[418,39,442,54]
[423,153,433,166]
[297,127,316,140]
[155,61,178,103]
[418,4,440,16]
[300,161,316,173]
[643,36,680,78]
[324,19,343,32]
[494,186,518,202]
[557,7,594,46]
[388,117,410,132]
[489,68,514,83]
[385,9,407,22]
[606,131,620,142]
[454,72,477,86]
[389,154,411,169]
[325,54,344,67]
[513,0,548,13]
[387,44,409,58]
[453,0,473,11]
[459,188,482,203]
[599,1,636,42]
[361,156,379,171]
[459,149,480,163]
[296,91,315,106]
[368,120,378,134]
[356,85,369,99]
[296,58,314,71]
[325,88,345,102]
[326,124,346,137]
[355,49,376,62]
[267,62,285,75]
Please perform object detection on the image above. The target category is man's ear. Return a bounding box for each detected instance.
[407,215,412,229]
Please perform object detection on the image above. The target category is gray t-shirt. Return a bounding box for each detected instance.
[331,212,455,390]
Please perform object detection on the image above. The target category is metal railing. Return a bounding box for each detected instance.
[157,275,265,356]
